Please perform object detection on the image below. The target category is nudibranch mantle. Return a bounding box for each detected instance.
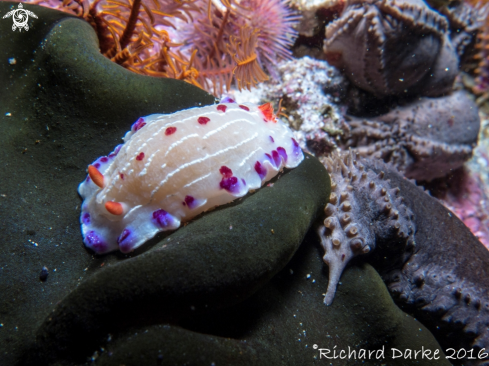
[78,102,304,254]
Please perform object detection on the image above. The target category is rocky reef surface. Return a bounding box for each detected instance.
[0,3,459,366]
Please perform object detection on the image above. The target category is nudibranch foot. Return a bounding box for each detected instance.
[319,150,416,305]
[78,102,304,254]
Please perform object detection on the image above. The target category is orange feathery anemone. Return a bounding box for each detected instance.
[227,27,269,91]
[22,0,299,97]
[158,0,300,96]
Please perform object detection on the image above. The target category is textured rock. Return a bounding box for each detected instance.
[342,90,480,181]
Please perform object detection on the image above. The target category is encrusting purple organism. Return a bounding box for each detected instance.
[342,90,480,181]
[319,150,489,361]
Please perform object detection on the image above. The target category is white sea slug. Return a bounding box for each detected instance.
[78,100,304,254]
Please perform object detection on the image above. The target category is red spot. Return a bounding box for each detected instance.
[258,102,276,123]
[217,104,227,113]
[165,127,177,136]
[136,152,145,161]
[219,166,233,178]
[120,173,124,180]
[239,105,250,111]
[198,116,210,125]
[184,195,195,208]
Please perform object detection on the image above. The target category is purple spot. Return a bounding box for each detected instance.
[219,166,233,178]
[131,118,146,132]
[220,96,235,103]
[136,152,145,161]
[94,163,101,169]
[109,144,123,158]
[84,231,107,253]
[117,229,136,252]
[269,136,275,143]
[292,138,301,156]
[254,161,267,180]
[198,116,210,125]
[100,157,108,163]
[82,212,91,225]
[153,209,171,228]
[184,195,197,209]
[241,178,246,186]
[117,228,131,245]
[272,150,281,167]
[220,176,239,193]
[120,241,134,253]
[86,176,90,182]
[265,153,274,167]
[217,104,227,113]
[239,105,250,111]
[277,147,288,163]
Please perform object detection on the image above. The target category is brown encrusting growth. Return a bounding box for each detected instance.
[342,90,481,181]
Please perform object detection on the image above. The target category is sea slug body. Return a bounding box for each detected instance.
[78,101,304,254]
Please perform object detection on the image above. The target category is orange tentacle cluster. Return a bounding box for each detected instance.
[22,0,299,96]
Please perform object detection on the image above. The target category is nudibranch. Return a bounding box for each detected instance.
[78,101,304,254]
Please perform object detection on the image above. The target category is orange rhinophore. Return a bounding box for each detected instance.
[88,165,105,188]
[258,102,277,123]
[105,201,124,215]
